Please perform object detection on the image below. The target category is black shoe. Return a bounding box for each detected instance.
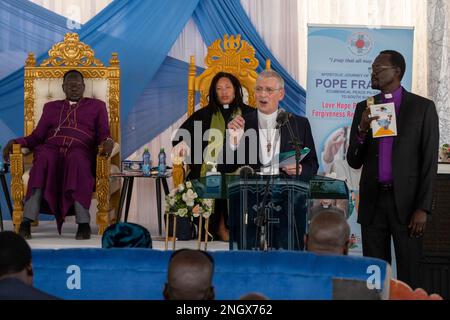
[75,223,91,240]
[19,221,31,239]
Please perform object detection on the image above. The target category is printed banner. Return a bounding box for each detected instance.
[307,25,414,255]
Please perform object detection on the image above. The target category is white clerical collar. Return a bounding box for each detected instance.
[257,109,278,122]
[383,86,402,100]
[68,100,78,105]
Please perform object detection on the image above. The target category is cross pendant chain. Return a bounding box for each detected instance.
[54,103,78,137]
[52,126,60,137]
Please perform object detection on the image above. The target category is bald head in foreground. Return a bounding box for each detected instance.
[239,292,269,300]
[305,210,350,255]
[163,249,215,300]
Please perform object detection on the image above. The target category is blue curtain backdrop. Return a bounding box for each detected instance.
[0,0,70,79]
[0,0,307,159]
[192,0,307,116]
[0,0,199,154]
[0,0,309,221]
[0,0,199,221]
[0,0,71,149]
[122,56,193,157]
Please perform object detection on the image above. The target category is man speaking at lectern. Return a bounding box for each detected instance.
[227,69,318,177]
[227,70,319,250]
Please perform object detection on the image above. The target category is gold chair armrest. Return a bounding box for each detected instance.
[11,144,25,231]
[96,151,111,234]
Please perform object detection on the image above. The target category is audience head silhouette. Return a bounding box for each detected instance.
[239,292,269,300]
[163,249,215,300]
[305,210,350,255]
[0,231,60,300]
[101,222,152,248]
[0,231,33,285]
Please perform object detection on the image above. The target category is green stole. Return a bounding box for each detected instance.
[200,107,242,177]
[199,106,241,239]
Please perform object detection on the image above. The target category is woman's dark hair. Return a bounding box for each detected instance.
[208,72,244,114]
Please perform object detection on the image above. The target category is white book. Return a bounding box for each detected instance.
[370,102,397,138]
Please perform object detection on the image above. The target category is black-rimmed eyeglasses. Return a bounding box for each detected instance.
[368,66,397,75]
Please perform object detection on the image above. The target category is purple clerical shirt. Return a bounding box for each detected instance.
[378,86,402,183]
[356,86,403,183]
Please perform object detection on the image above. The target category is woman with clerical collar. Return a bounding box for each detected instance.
[172,72,254,241]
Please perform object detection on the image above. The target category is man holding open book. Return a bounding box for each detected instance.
[347,50,439,289]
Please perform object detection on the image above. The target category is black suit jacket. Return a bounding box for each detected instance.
[0,278,59,300]
[237,109,319,178]
[347,89,439,225]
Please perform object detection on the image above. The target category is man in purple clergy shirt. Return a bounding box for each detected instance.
[2,70,114,240]
[347,50,439,289]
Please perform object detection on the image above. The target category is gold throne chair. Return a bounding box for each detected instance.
[10,33,121,234]
[172,34,271,187]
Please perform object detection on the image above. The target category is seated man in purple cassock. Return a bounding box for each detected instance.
[2,70,114,240]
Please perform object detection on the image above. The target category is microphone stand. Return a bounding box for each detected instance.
[239,166,253,250]
[255,175,271,251]
[253,110,290,251]
[284,117,302,178]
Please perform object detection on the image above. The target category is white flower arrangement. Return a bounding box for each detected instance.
[439,143,450,162]
[165,181,213,219]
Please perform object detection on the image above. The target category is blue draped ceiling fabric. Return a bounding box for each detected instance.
[0,0,307,159]
[0,0,71,143]
[192,0,307,116]
[0,0,199,157]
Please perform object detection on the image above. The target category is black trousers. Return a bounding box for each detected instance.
[361,187,423,289]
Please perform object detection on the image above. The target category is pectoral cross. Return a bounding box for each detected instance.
[266,142,272,153]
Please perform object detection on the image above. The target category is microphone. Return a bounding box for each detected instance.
[238,165,254,178]
[275,109,289,129]
[278,109,302,178]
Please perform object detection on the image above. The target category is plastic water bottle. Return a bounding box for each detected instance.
[158,148,166,176]
[142,148,151,176]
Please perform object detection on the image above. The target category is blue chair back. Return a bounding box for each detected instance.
[32,249,390,300]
